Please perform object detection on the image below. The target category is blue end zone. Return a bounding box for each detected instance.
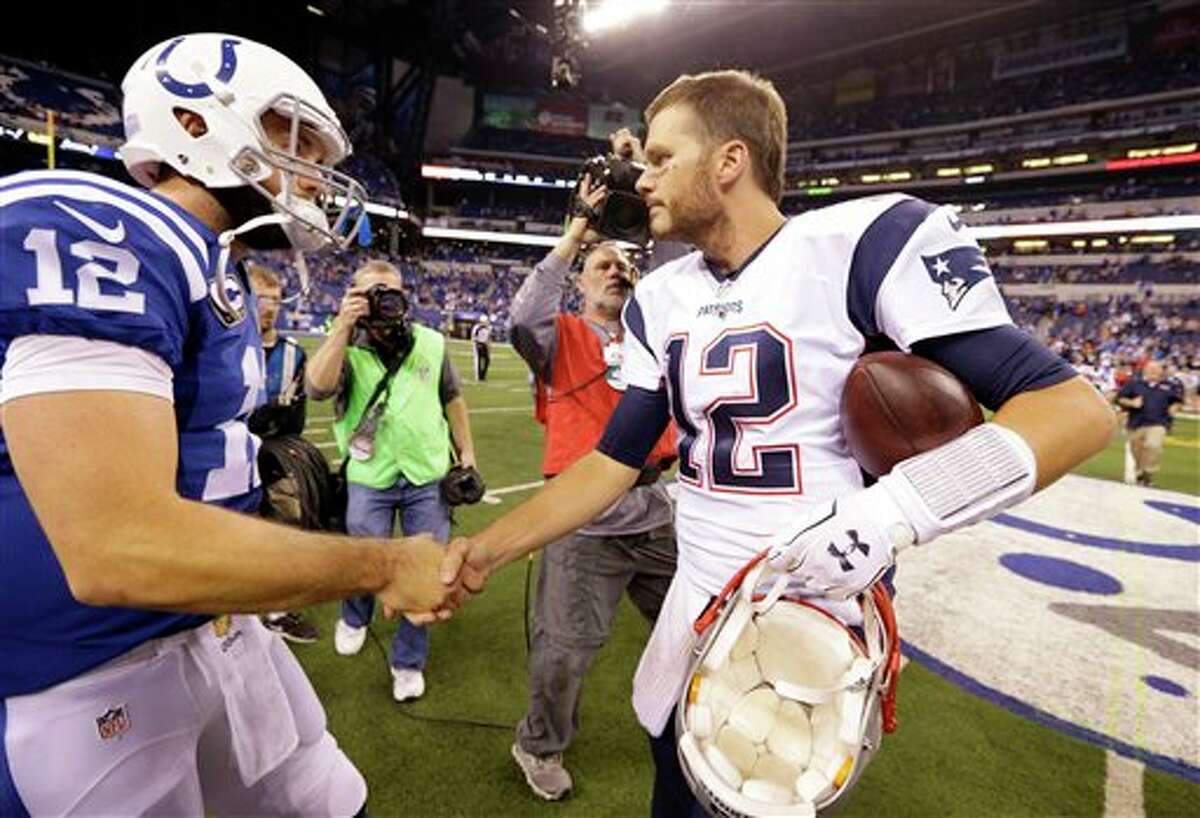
[902,641,1200,783]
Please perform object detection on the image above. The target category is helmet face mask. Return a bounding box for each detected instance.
[675,554,900,818]
[120,33,370,313]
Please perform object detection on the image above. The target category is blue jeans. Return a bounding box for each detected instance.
[341,476,450,670]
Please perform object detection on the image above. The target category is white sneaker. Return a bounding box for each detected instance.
[391,667,425,702]
[333,619,367,656]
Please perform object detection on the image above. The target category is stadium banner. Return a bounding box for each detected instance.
[533,97,588,137]
[587,102,640,140]
[834,67,876,106]
[480,93,589,137]
[480,94,538,130]
[993,28,1127,80]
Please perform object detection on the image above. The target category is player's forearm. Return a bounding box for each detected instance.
[445,396,476,465]
[993,375,1117,490]
[74,495,394,614]
[306,325,352,398]
[475,450,638,568]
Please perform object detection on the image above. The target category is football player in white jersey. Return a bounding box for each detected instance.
[435,70,1115,816]
[0,34,454,816]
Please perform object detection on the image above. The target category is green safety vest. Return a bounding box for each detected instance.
[333,325,452,488]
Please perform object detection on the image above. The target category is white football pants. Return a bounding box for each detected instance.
[3,615,366,816]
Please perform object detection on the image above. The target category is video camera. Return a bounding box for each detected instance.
[571,154,650,247]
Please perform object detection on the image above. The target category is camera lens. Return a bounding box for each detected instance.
[374,290,407,319]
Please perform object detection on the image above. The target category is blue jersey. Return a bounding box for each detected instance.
[0,170,266,696]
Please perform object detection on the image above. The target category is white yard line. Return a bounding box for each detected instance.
[481,480,545,503]
[1103,751,1146,818]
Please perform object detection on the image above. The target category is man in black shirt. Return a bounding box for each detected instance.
[1116,360,1183,486]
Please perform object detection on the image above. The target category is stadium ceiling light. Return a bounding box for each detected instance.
[582,0,670,34]
[306,4,325,16]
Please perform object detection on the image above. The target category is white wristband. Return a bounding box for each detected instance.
[876,422,1037,544]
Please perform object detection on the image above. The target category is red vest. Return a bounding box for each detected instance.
[539,314,676,477]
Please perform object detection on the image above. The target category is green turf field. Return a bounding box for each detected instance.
[289,337,1198,817]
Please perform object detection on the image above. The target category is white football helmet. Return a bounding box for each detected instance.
[120,33,368,309]
[676,551,900,818]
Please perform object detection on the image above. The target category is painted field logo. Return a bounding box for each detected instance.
[96,704,131,741]
[895,474,1200,782]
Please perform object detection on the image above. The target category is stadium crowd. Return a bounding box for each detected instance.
[259,241,1200,413]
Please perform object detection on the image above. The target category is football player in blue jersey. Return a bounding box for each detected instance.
[0,34,456,816]
[435,70,1117,815]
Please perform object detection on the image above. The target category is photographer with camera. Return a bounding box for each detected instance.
[504,134,678,801]
[307,259,482,702]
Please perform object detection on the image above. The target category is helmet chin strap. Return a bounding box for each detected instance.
[213,212,313,315]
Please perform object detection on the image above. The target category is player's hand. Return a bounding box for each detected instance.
[567,174,606,245]
[378,534,463,623]
[440,536,494,599]
[610,127,645,163]
[766,484,916,600]
[333,287,370,335]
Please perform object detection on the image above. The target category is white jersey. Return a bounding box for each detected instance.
[471,322,492,344]
[621,193,1012,596]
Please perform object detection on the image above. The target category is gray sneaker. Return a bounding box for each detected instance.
[511,742,573,801]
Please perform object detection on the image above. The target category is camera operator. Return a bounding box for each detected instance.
[504,136,679,801]
[306,260,478,702]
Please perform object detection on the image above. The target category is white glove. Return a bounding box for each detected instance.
[767,482,917,600]
[768,423,1038,599]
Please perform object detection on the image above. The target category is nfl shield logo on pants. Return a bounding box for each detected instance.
[96,705,131,741]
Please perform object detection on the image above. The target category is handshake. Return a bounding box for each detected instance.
[376,534,493,624]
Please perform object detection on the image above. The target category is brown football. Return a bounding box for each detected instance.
[841,351,984,477]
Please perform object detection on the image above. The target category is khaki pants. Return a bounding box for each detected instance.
[1128,424,1167,475]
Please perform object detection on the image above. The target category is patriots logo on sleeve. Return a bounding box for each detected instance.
[921,246,992,311]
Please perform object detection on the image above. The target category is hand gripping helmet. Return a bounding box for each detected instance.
[676,551,901,817]
[120,33,368,310]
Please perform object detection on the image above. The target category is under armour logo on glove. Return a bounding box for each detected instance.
[767,487,915,600]
[827,529,870,572]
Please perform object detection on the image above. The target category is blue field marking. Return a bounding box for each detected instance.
[991,513,1200,561]
[1144,500,1200,526]
[1143,675,1190,698]
[902,641,1200,783]
[998,553,1123,594]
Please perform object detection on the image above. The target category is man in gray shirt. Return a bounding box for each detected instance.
[507,171,678,801]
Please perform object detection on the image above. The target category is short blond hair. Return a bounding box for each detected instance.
[645,69,787,202]
[246,263,281,291]
[353,259,403,287]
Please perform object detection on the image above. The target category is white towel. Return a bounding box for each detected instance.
[190,615,300,786]
[632,575,712,737]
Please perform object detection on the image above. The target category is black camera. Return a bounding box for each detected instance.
[363,284,408,324]
[441,465,486,506]
[572,154,650,246]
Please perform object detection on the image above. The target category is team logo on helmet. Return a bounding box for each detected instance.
[155,36,241,99]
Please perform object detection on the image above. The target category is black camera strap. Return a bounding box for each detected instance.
[356,346,410,431]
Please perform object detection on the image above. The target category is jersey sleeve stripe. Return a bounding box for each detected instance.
[622,293,656,362]
[0,183,208,302]
[0,171,211,270]
[847,197,938,338]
